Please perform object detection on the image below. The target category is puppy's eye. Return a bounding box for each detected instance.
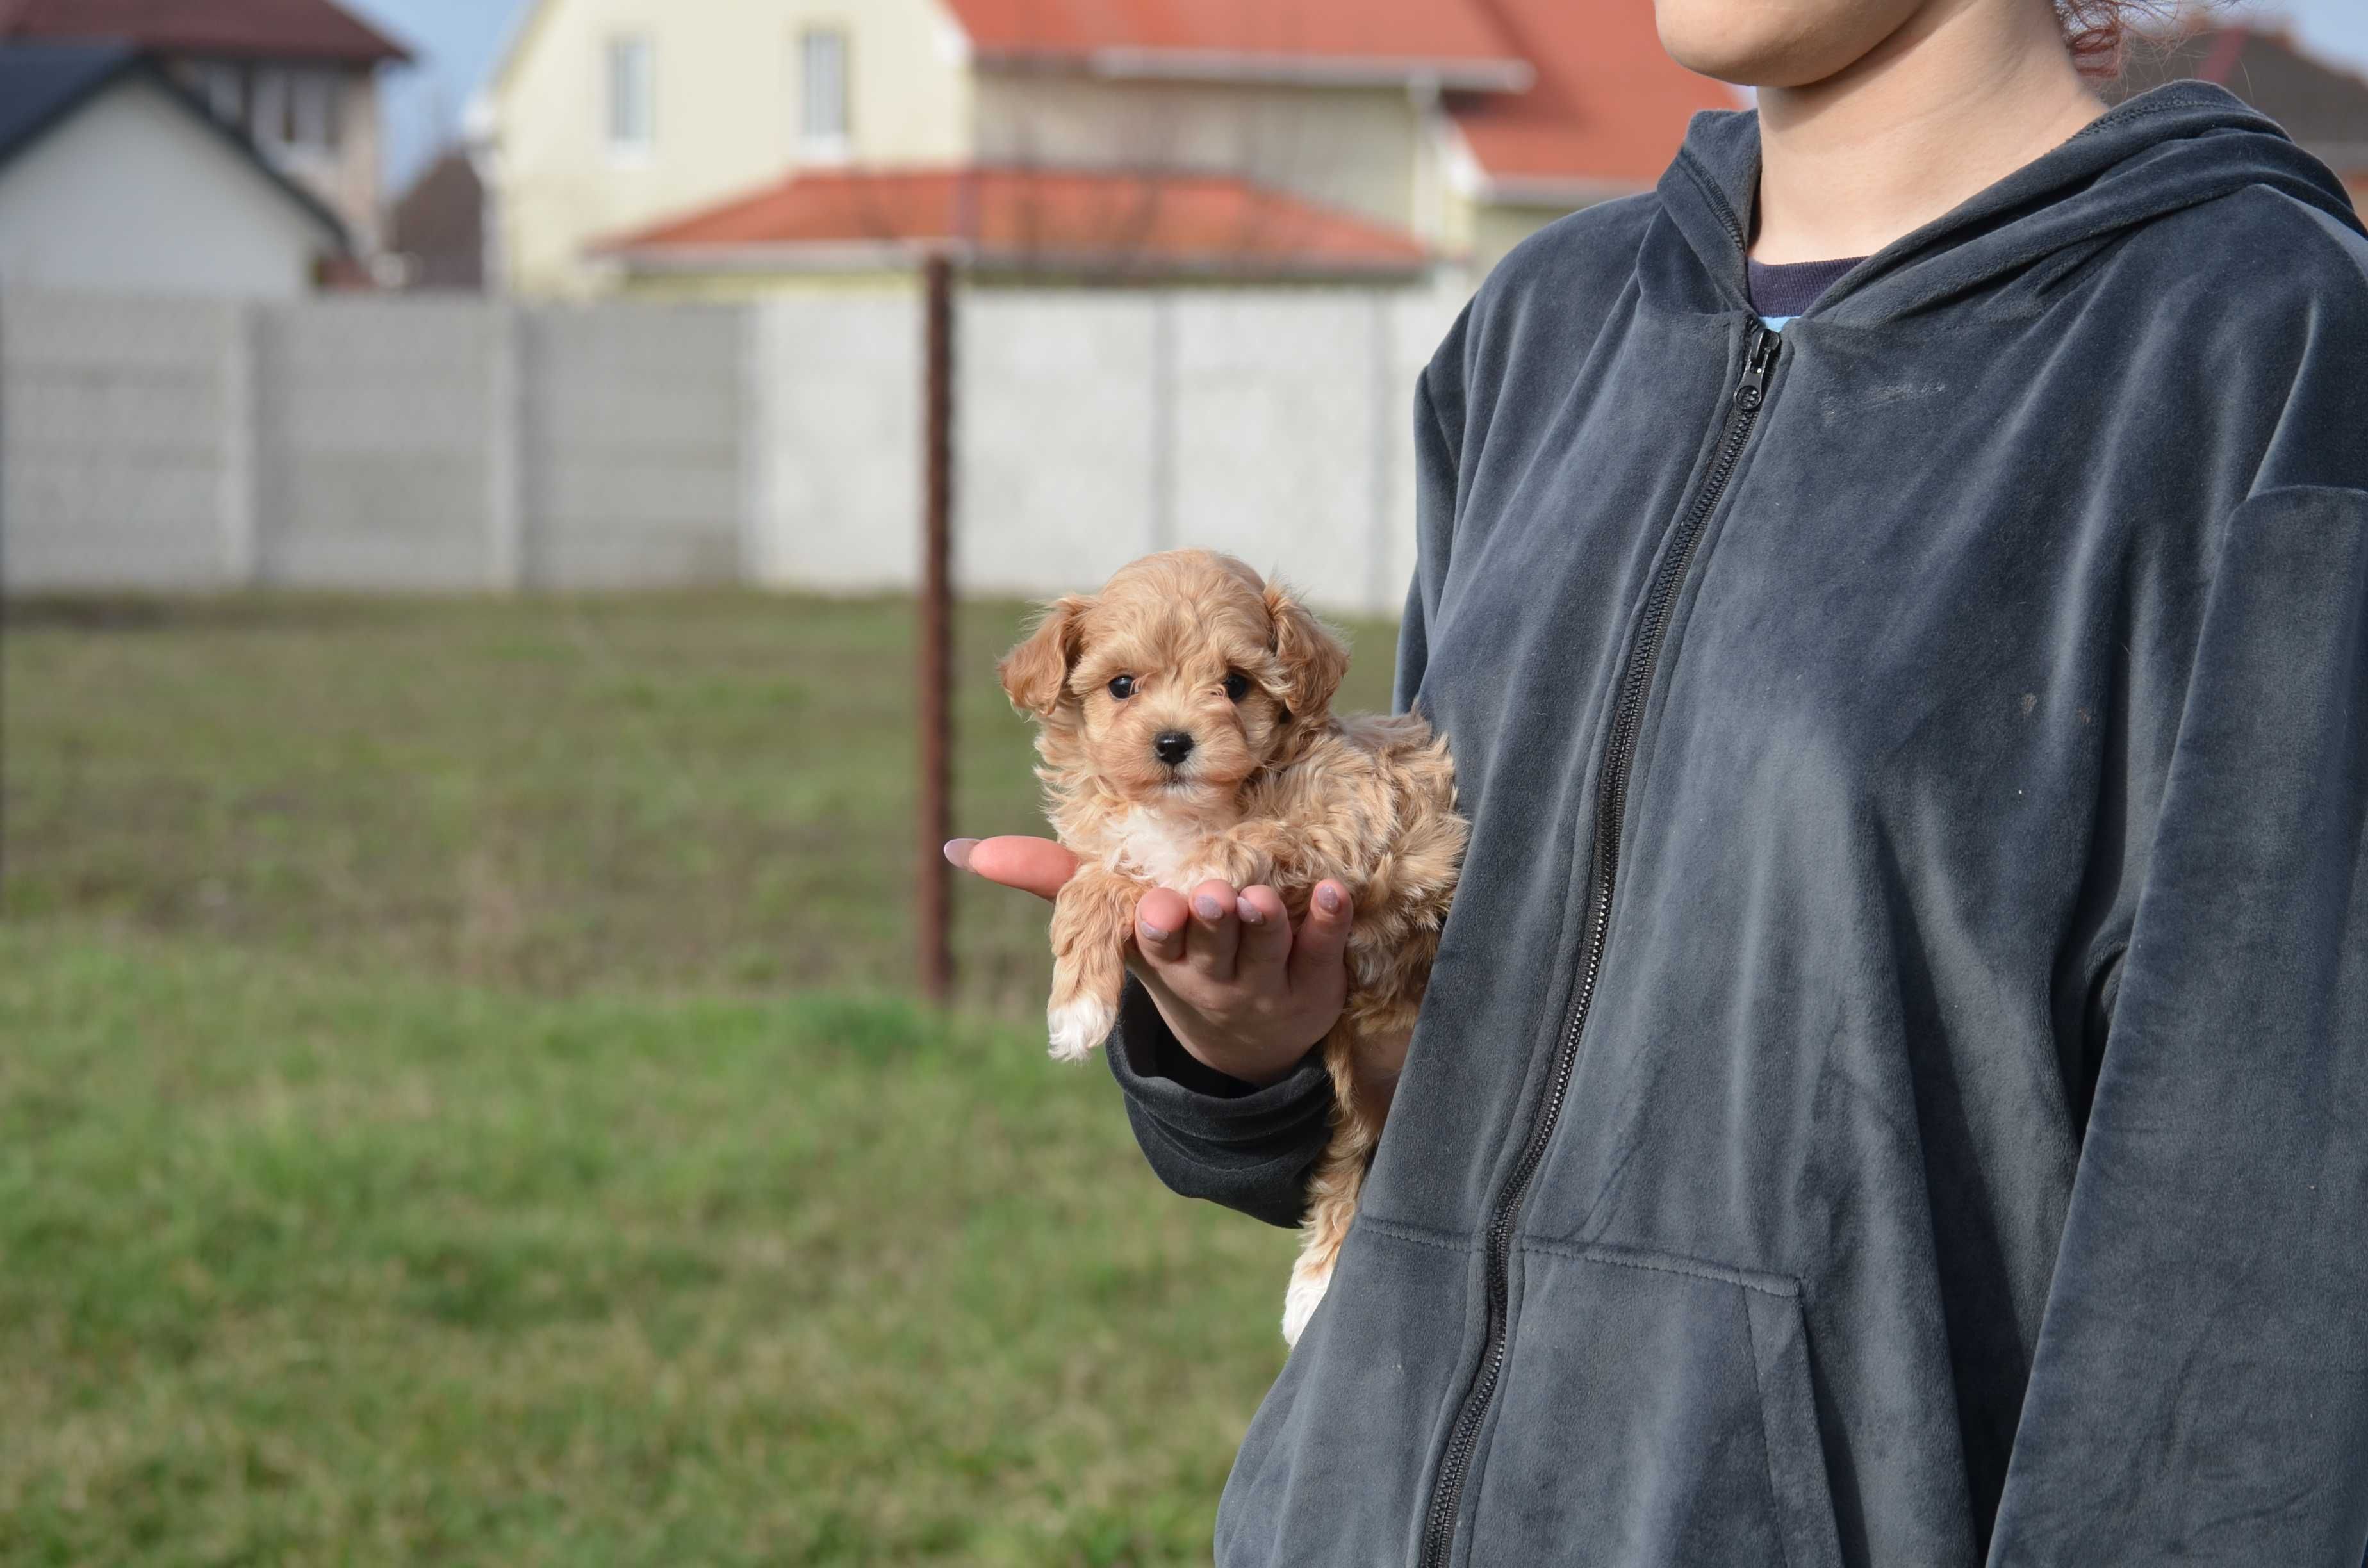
[1223,672,1250,703]
[1108,675,1136,700]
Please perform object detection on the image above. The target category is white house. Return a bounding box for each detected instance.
[0,43,347,297]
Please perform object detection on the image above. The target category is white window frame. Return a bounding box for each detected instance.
[605,33,655,161]
[798,26,850,163]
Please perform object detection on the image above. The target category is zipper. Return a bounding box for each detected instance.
[1415,323,1782,1568]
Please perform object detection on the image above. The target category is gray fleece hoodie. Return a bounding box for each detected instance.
[1104,81,2368,1567]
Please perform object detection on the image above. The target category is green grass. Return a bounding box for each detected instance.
[0,592,1401,1564]
[2,594,1395,1011]
[0,926,1294,1564]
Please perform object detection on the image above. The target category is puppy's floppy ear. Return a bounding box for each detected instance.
[1000,595,1090,717]
[1266,579,1348,721]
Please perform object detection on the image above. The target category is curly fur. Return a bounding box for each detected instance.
[999,550,1466,1344]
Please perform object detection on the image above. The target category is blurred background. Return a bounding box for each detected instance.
[1,0,2362,1561]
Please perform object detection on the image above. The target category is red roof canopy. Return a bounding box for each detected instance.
[0,0,409,65]
[940,0,1527,85]
[1447,0,1740,195]
[598,165,1430,279]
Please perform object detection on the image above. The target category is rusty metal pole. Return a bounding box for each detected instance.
[917,252,956,1003]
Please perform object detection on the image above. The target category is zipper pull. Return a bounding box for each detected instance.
[1733,327,1780,412]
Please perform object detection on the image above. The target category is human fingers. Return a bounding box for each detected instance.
[950,836,1078,902]
[1185,880,1243,981]
[1287,880,1354,993]
[1134,886,1190,966]
[1234,885,1291,983]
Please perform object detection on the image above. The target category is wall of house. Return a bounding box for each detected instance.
[0,79,336,297]
[3,283,1468,613]
[971,72,1431,239]
[265,67,383,253]
[489,0,972,298]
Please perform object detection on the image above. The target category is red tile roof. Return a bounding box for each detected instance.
[596,165,1431,279]
[939,0,1529,87]
[0,0,409,65]
[1447,0,1741,196]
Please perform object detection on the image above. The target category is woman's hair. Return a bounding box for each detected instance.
[2057,0,2204,78]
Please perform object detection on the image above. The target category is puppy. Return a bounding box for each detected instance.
[999,550,1465,1343]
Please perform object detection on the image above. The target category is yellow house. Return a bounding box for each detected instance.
[481,0,1737,297]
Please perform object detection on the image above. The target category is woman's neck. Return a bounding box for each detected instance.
[1752,0,2107,263]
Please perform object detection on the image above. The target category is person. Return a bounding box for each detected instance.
[950,0,2368,1558]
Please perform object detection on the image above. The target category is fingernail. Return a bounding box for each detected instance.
[1139,921,1170,942]
[1194,895,1222,921]
[1238,902,1265,926]
[1317,884,1343,913]
[943,838,978,870]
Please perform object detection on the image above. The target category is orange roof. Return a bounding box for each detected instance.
[596,165,1431,279]
[939,0,1529,87]
[1449,0,1739,195]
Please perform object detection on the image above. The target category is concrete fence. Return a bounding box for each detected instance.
[1,282,1463,614]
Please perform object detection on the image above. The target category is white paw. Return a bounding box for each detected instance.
[1281,1259,1333,1346]
[1047,995,1117,1062]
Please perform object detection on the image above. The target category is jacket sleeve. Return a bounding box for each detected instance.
[1987,484,2368,1566]
[1101,349,1470,1228]
[1103,979,1335,1229]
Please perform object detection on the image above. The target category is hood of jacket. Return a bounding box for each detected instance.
[1653,81,2364,325]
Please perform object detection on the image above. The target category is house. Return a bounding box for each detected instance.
[2107,24,2368,211]
[0,0,411,253]
[481,0,1739,296]
[0,42,347,296]
[388,147,486,290]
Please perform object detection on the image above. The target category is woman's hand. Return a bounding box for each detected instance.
[948,836,1351,1087]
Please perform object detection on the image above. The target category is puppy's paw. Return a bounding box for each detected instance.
[1047,994,1117,1062]
[1281,1259,1333,1346]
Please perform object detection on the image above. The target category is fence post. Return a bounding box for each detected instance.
[486,302,526,591]
[917,255,957,1003]
[1364,291,1397,617]
[1147,291,1178,555]
[218,302,259,587]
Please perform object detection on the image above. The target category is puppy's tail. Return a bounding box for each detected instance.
[1282,1034,1385,1345]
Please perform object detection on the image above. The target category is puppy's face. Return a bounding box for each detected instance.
[1001,551,1348,810]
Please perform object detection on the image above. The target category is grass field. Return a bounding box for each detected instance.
[0,593,1399,1565]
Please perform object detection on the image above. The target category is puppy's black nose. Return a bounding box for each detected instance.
[1154,730,1196,766]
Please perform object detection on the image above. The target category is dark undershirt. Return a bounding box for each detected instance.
[1746,254,1867,323]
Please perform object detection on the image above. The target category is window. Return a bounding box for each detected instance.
[290,70,342,151]
[247,67,341,152]
[607,35,654,157]
[799,27,848,158]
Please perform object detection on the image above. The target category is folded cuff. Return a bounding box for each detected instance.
[1103,976,1335,1229]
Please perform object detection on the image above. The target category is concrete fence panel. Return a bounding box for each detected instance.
[1172,292,1390,614]
[523,303,744,590]
[957,291,1161,600]
[254,297,502,591]
[745,292,919,593]
[1,291,243,591]
[3,282,1466,609]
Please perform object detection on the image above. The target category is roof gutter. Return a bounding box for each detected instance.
[600,239,1433,282]
[1468,172,1650,208]
[976,45,1533,94]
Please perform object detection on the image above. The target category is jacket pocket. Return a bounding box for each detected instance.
[1465,1241,1843,1568]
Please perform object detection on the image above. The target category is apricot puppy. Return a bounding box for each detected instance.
[1000,550,1465,1343]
